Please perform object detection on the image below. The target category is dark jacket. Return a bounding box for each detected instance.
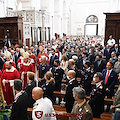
[49,55,59,67]
[25,80,36,108]
[64,79,78,113]
[89,81,105,118]
[102,69,118,97]
[0,57,5,70]
[10,91,28,120]
[94,60,106,73]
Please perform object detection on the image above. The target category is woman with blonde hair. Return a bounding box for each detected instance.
[41,71,55,103]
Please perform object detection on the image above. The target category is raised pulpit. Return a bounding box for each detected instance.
[0,17,23,48]
[104,12,120,45]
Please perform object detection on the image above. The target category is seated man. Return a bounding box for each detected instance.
[70,87,93,120]
[89,72,105,118]
[32,87,56,120]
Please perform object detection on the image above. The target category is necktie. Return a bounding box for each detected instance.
[105,70,110,85]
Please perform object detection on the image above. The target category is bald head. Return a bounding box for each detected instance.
[32,87,44,101]
[67,70,76,79]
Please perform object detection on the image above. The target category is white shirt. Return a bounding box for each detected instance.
[107,39,115,46]
[32,97,56,120]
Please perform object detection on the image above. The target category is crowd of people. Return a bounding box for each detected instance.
[0,34,120,120]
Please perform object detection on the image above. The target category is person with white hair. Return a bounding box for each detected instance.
[37,56,50,87]
[69,87,93,120]
[64,70,78,113]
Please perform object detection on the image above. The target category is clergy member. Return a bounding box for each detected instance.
[2,61,20,105]
[2,51,16,72]
[19,52,35,89]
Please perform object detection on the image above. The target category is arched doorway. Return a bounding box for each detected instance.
[85,15,98,36]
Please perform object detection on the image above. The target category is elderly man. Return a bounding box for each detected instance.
[37,56,50,87]
[69,87,93,120]
[114,55,120,74]
[64,70,78,113]
[10,80,28,120]
[89,72,105,118]
[32,87,56,120]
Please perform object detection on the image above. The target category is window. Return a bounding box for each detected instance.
[86,15,98,23]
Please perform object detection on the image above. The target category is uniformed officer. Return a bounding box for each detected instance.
[37,56,50,87]
[32,87,56,120]
[69,87,93,120]
[89,72,105,118]
[51,59,64,91]
[80,60,93,96]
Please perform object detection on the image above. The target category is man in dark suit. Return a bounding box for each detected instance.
[94,55,106,73]
[14,47,21,61]
[102,61,118,112]
[89,72,105,118]
[10,80,28,120]
[49,48,59,67]
[103,45,111,61]
[64,70,78,113]
[10,50,17,64]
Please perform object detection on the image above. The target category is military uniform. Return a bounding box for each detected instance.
[89,81,105,118]
[69,100,93,120]
[32,97,56,120]
[80,67,93,96]
[64,78,78,113]
[51,66,64,91]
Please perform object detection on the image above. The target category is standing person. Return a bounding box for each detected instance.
[25,72,36,108]
[102,61,118,112]
[80,60,93,96]
[64,70,78,113]
[112,73,120,120]
[37,46,49,65]
[37,56,50,87]
[2,62,20,105]
[10,80,28,120]
[32,87,56,120]
[0,53,5,70]
[51,59,64,92]
[41,71,55,103]
[89,72,105,118]
[2,51,16,72]
[107,35,115,49]
[70,87,93,120]
[19,52,35,89]
[49,48,59,67]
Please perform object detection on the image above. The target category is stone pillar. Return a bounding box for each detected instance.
[48,27,50,41]
[45,27,46,41]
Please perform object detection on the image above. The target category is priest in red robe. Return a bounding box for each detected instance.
[28,49,36,71]
[37,46,49,65]
[2,61,20,105]
[19,52,35,89]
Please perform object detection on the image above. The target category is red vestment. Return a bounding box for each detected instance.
[2,61,16,72]
[19,61,35,89]
[17,56,24,69]
[2,67,20,105]
[29,54,36,70]
[37,52,49,64]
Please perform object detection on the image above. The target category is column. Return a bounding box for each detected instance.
[45,27,46,41]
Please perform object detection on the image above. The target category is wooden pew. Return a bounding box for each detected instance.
[53,91,113,105]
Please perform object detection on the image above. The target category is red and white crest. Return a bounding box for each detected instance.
[35,111,43,119]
